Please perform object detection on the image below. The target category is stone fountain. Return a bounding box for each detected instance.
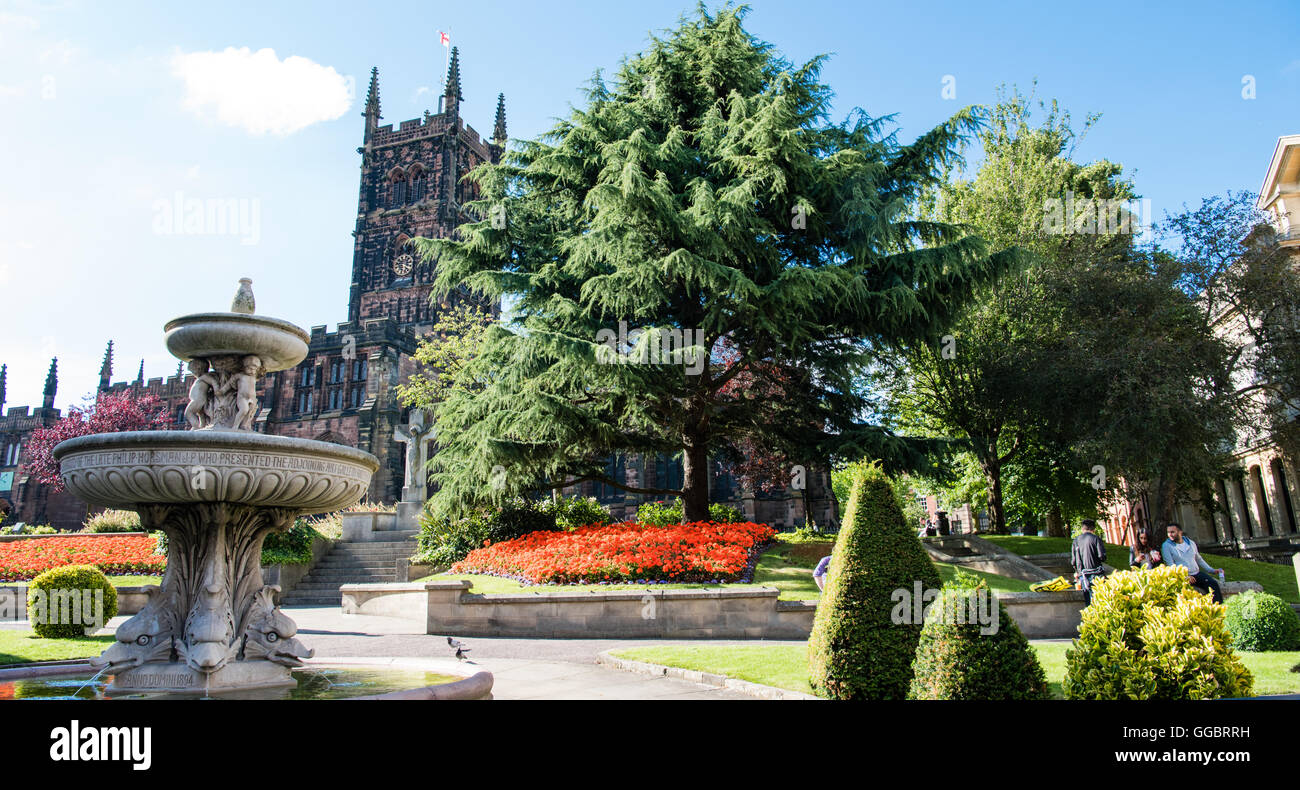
[53,280,379,693]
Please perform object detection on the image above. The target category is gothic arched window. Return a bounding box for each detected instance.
[409,166,427,203]
[387,168,407,209]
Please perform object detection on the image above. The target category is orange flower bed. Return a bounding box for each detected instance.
[0,535,165,582]
[450,521,776,585]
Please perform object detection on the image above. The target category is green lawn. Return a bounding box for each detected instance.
[982,535,1299,603]
[609,642,1300,699]
[421,538,1032,600]
[2,575,163,588]
[0,629,115,666]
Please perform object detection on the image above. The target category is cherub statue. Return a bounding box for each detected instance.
[183,358,220,429]
[228,354,262,430]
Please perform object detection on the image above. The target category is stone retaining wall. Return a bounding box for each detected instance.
[339,580,1106,640]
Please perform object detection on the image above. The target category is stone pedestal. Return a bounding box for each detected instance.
[108,660,294,695]
[396,500,423,532]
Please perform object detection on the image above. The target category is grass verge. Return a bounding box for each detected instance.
[0,629,114,666]
[608,642,1300,699]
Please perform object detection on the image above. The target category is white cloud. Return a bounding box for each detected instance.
[170,47,352,136]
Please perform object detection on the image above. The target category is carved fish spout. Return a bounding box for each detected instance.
[90,585,180,672]
[242,586,313,667]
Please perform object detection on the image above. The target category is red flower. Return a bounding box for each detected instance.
[0,534,165,582]
[449,521,776,585]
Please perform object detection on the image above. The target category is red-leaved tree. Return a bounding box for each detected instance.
[715,339,811,496]
[25,391,169,489]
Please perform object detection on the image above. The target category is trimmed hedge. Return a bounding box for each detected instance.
[1224,590,1300,652]
[807,463,940,699]
[26,564,119,638]
[1064,566,1253,699]
[908,572,1049,700]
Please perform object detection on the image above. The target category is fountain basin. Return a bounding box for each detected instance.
[54,431,378,513]
[164,312,309,372]
[0,661,489,700]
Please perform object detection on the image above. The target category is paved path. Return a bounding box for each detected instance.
[289,606,806,700]
[6,607,799,699]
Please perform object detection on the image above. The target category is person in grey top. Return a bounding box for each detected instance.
[1071,519,1107,605]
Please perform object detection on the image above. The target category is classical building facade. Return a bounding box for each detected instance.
[1100,134,1300,562]
[1,48,838,531]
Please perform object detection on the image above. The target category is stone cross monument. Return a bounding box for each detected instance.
[393,410,435,532]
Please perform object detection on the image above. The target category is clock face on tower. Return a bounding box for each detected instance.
[392,252,414,277]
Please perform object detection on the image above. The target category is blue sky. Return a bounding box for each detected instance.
[1,0,1296,411]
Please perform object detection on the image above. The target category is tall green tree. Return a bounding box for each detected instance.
[884,90,1231,538]
[884,90,1126,533]
[414,6,1015,520]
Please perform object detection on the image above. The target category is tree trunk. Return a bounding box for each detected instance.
[681,440,710,523]
[980,453,1008,535]
[1149,477,1177,532]
[1045,504,1065,538]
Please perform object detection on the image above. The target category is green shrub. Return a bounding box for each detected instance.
[261,520,324,566]
[908,572,1049,700]
[808,463,941,699]
[1064,565,1254,699]
[416,497,559,567]
[635,499,741,525]
[637,500,682,525]
[26,564,119,638]
[1224,590,1300,652]
[708,502,743,523]
[151,530,168,556]
[82,509,142,533]
[1,523,57,535]
[547,496,611,530]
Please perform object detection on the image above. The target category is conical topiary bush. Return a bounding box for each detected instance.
[808,463,941,699]
[907,572,1050,700]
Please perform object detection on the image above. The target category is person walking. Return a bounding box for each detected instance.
[1129,529,1162,570]
[1071,519,1107,605]
[1161,522,1225,603]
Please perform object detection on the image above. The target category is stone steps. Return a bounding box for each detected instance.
[278,535,416,606]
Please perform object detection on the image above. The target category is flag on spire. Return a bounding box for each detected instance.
[438,31,450,48]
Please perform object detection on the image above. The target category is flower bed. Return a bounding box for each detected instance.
[450,521,777,585]
[0,534,165,582]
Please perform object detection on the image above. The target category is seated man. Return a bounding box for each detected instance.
[1160,522,1224,603]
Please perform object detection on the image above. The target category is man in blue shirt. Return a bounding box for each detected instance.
[1161,522,1224,603]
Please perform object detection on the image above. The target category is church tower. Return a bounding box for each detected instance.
[346,50,503,332]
